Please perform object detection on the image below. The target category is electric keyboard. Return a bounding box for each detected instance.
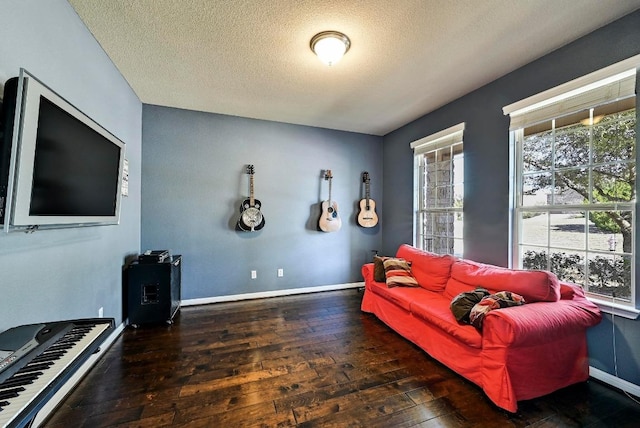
[0,319,114,428]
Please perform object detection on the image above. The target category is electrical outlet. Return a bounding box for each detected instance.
[277,268,284,277]
[251,270,257,279]
[98,307,103,318]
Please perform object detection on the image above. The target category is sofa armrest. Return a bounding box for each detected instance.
[482,300,602,347]
[362,263,375,286]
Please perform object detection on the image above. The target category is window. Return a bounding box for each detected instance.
[505,58,637,309]
[411,123,465,256]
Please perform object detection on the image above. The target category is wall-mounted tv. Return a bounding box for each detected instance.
[0,69,125,232]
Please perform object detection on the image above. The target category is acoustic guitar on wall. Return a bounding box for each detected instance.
[319,170,341,232]
[237,165,265,232]
[357,171,378,228]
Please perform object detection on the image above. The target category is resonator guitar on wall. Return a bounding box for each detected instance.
[237,164,265,232]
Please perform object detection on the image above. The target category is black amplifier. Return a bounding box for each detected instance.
[138,250,170,264]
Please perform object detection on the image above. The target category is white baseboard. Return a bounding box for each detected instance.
[590,366,640,397]
[182,282,364,307]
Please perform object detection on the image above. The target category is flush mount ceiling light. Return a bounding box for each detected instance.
[310,31,351,66]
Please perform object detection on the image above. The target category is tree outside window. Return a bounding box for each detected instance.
[516,100,635,301]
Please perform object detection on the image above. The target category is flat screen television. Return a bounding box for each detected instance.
[0,69,125,232]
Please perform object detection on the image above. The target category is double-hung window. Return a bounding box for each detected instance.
[411,123,465,256]
[504,57,638,310]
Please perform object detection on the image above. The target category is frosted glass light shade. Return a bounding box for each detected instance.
[310,31,351,66]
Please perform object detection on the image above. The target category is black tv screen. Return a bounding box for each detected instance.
[31,97,120,216]
[1,69,125,231]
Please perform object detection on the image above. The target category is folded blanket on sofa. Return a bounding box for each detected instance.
[450,288,490,323]
[469,291,525,329]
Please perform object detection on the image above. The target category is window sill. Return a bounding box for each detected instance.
[588,297,640,320]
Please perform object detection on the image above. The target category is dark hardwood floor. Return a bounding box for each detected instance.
[44,289,640,427]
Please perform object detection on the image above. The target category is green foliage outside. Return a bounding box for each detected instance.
[523,250,631,300]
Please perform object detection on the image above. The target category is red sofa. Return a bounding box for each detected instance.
[361,244,602,412]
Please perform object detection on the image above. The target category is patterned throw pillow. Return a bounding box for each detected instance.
[383,258,419,288]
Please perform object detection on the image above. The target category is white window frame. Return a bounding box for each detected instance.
[504,55,640,319]
[411,123,465,256]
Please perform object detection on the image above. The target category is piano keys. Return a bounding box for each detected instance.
[0,319,114,428]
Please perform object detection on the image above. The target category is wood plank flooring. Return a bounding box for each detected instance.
[44,289,640,427]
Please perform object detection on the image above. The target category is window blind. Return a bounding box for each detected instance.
[503,54,639,131]
[410,122,465,155]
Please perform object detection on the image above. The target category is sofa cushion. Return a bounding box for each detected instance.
[559,281,584,300]
[446,259,560,303]
[384,258,419,288]
[367,280,423,312]
[396,244,455,292]
[410,297,482,349]
[443,277,475,300]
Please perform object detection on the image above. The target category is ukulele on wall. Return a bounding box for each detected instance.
[357,171,379,228]
[319,170,341,232]
[237,165,265,232]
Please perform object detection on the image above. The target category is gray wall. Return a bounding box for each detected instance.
[0,0,142,331]
[382,10,640,386]
[141,105,382,300]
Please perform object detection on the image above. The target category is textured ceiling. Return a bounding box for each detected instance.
[68,0,640,136]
